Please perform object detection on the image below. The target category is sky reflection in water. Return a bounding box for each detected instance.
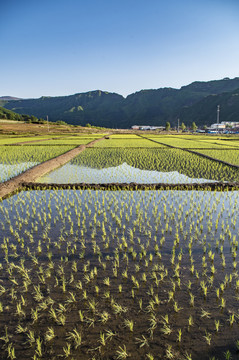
[38,162,216,184]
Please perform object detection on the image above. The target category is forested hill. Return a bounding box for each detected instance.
[0,106,25,121]
[3,77,239,128]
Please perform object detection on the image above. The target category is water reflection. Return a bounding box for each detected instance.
[0,162,38,183]
[38,162,216,184]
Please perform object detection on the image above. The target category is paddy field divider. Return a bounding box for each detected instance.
[0,137,105,199]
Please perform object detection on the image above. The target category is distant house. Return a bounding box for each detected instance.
[131,125,165,131]
[209,123,226,130]
[207,121,239,133]
[221,121,239,128]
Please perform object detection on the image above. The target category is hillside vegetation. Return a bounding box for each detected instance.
[0,106,25,121]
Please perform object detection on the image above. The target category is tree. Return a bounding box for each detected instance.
[165,122,171,131]
[192,122,197,131]
[181,122,186,131]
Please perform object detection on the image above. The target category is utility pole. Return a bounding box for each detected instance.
[177,118,180,133]
[217,105,220,133]
[47,115,49,132]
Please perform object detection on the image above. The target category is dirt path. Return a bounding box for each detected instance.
[0,137,104,199]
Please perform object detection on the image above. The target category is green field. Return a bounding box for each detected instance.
[93,138,165,148]
[0,136,54,145]
[196,149,239,166]
[145,137,236,149]
[34,139,94,145]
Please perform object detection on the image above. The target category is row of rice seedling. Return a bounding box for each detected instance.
[148,134,239,140]
[63,135,105,139]
[93,138,165,148]
[64,134,106,138]
[0,189,238,359]
[0,146,75,183]
[195,150,239,167]
[179,138,239,149]
[0,136,55,145]
[179,135,239,141]
[141,135,224,140]
[144,137,236,149]
[199,139,239,148]
[0,134,105,145]
[32,139,96,145]
[64,148,239,182]
[108,134,141,138]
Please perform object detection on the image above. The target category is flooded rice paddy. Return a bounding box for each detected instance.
[0,134,239,359]
[0,145,75,183]
[37,148,239,184]
[0,189,239,359]
[0,162,38,182]
[38,162,217,184]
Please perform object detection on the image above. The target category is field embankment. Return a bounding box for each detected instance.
[0,137,104,199]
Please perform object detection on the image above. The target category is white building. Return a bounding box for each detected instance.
[209,123,226,130]
[208,121,239,130]
[221,121,239,127]
[131,125,165,130]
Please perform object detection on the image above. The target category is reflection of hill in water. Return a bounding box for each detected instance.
[69,148,238,182]
[39,162,216,184]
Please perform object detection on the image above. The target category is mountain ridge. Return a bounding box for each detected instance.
[2,77,239,128]
[0,96,22,101]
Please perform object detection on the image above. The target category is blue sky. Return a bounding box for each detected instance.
[1,0,239,98]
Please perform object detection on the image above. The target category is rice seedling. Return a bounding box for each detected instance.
[203,331,212,346]
[7,343,16,360]
[214,319,220,333]
[124,319,134,332]
[224,350,232,360]
[45,327,55,342]
[116,344,129,359]
[165,345,174,359]
[135,335,149,348]
[201,308,211,319]
[146,353,155,360]
[177,328,182,343]
[62,343,71,357]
